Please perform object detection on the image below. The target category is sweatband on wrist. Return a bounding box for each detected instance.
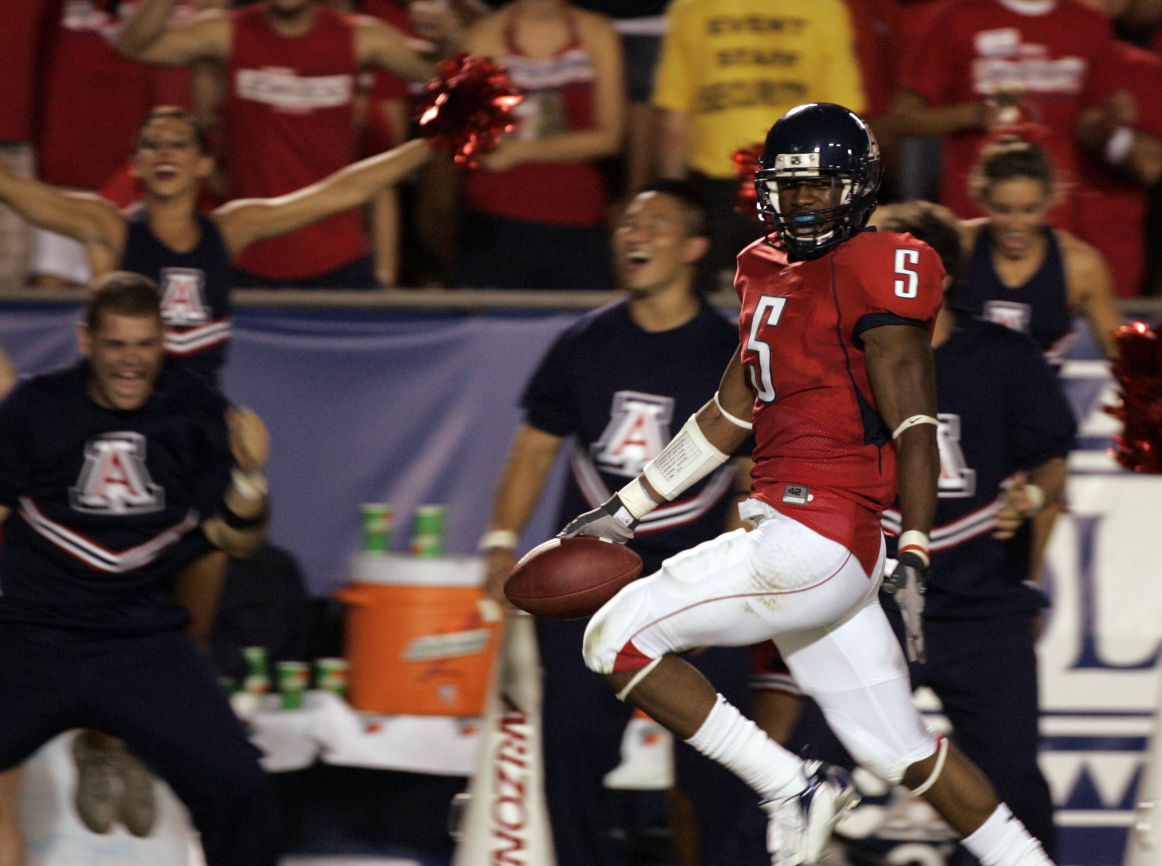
[897,529,930,567]
[231,467,268,501]
[642,414,730,501]
[714,390,752,431]
[218,500,268,530]
[478,529,518,551]
[617,477,659,520]
[892,414,938,440]
[1022,483,1045,515]
[1105,126,1134,165]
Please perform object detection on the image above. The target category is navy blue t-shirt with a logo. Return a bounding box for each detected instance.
[0,360,231,634]
[882,311,1077,617]
[120,209,235,388]
[522,298,744,573]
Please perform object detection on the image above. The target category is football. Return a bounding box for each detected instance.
[504,536,643,620]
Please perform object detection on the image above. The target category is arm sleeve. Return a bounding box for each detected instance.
[851,234,945,342]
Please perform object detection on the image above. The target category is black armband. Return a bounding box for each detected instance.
[216,499,269,530]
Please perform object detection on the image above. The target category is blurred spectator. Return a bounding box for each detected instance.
[1074,39,1162,297]
[651,0,866,282]
[117,0,435,289]
[891,0,1118,230]
[841,0,904,199]
[0,0,55,289]
[29,0,201,289]
[449,0,626,290]
[958,138,1123,364]
[407,0,487,51]
[572,0,668,194]
[332,0,420,287]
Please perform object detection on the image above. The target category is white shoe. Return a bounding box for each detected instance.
[762,761,860,866]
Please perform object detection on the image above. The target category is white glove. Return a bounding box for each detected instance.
[557,495,637,544]
[883,551,928,663]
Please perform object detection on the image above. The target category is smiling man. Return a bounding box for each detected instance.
[0,272,278,866]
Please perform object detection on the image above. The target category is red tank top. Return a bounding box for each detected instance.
[37,1,191,189]
[226,4,368,279]
[463,11,608,226]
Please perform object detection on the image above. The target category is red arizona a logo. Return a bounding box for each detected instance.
[69,432,165,515]
[160,267,209,326]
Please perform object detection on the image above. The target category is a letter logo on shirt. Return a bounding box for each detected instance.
[936,413,976,498]
[592,392,674,477]
[983,299,1032,334]
[70,433,165,515]
[160,267,209,326]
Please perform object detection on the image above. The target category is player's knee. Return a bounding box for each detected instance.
[842,732,939,786]
[581,588,640,674]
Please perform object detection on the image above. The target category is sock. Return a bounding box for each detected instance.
[962,804,1055,866]
[684,693,806,801]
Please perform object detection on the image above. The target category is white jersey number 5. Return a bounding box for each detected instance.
[746,295,788,403]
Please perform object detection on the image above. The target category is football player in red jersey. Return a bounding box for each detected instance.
[558,103,1057,866]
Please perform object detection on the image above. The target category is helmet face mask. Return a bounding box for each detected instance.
[754,103,883,259]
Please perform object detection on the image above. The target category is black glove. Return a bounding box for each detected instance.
[883,551,928,663]
[557,494,637,544]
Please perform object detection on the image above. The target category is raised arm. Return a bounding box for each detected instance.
[202,407,270,558]
[116,0,231,66]
[0,158,125,276]
[354,13,437,83]
[212,138,432,256]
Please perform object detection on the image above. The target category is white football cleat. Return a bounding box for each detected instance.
[761,760,860,866]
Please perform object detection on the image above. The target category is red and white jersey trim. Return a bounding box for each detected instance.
[18,496,200,574]
[165,319,231,356]
[570,449,737,535]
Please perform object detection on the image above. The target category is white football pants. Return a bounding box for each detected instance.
[583,499,936,783]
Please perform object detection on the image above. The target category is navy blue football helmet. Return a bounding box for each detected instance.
[754,103,883,258]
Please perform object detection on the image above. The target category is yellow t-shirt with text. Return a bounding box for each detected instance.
[653,0,866,179]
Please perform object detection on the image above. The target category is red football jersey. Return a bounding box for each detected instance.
[735,230,943,573]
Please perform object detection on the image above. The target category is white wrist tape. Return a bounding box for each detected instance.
[478,529,518,551]
[642,414,730,501]
[892,414,938,440]
[231,468,268,501]
[617,477,659,521]
[897,529,930,567]
[1022,483,1045,515]
[714,390,752,431]
[1105,126,1134,165]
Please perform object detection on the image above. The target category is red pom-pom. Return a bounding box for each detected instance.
[415,52,523,168]
[732,143,764,223]
[1106,320,1162,473]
